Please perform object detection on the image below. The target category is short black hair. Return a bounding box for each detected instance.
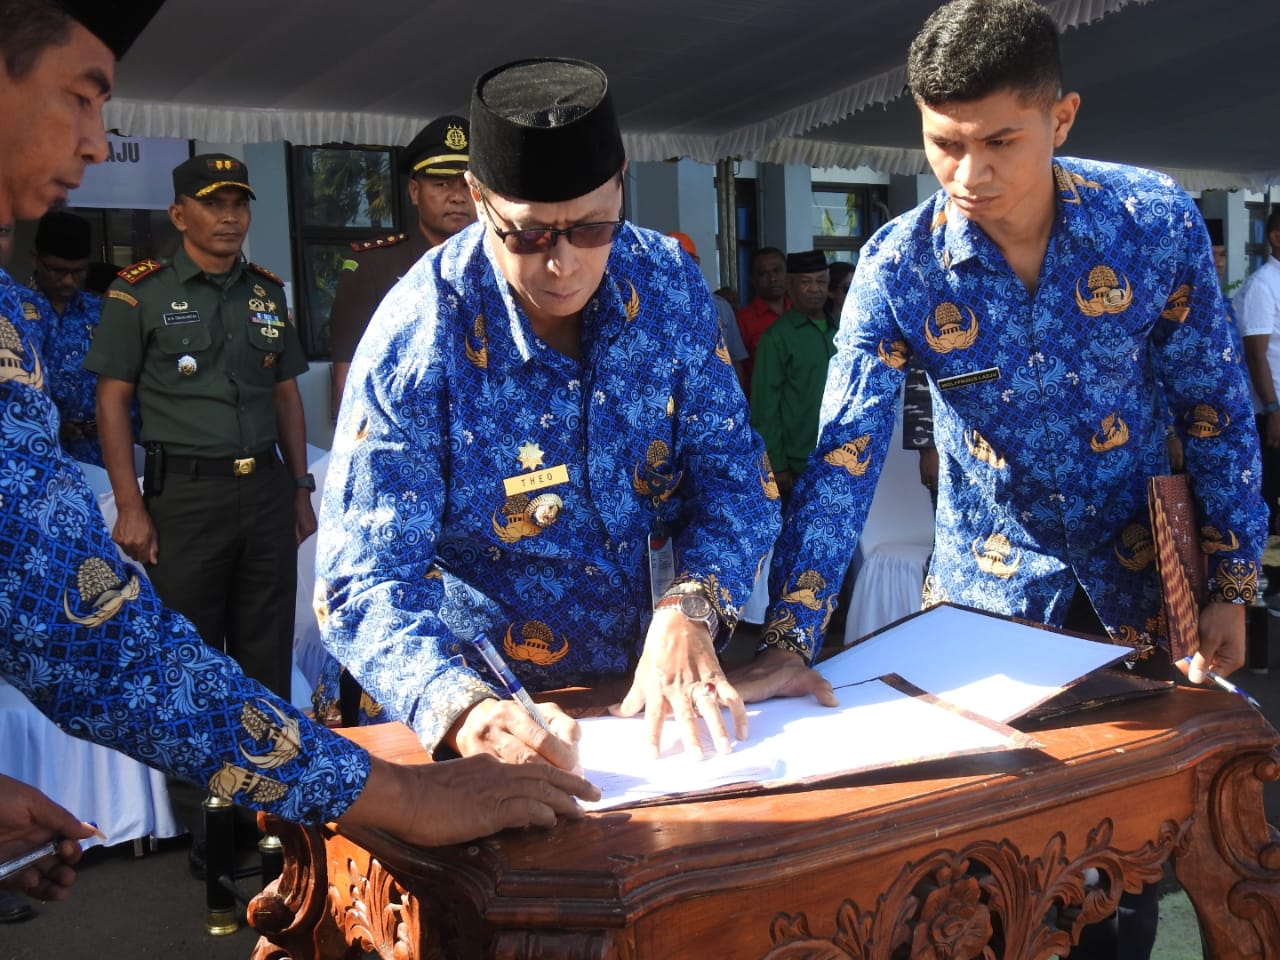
[0,0,73,82]
[907,0,1062,108]
[1267,207,1280,236]
[751,246,785,266]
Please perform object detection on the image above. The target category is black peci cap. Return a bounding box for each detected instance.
[34,209,91,260]
[57,0,166,60]
[469,57,626,203]
[402,115,470,178]
[172,153,255,201]
[787,250,829,274]
[1204,218,1225,246]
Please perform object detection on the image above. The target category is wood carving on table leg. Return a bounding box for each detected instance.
[331,847,428,960]
[249,814,348,960]
[760,818,1179,959]
[1176,746,1280,958]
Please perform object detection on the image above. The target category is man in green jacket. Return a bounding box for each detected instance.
[750,250,837,499]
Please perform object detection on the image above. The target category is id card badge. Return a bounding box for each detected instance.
[648,531,675,609]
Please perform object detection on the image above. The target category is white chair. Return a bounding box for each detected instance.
[843,399,936,646]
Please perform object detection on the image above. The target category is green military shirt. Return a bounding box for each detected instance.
[749,307,838,476]
[85,247,308,458]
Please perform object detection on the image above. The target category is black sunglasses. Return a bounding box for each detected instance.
[478,191,622,255]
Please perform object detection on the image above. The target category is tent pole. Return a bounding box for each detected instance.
[715,158,738,295]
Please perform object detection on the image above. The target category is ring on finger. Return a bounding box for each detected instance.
[690,681,717,701]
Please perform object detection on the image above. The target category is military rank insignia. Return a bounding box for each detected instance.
[118,258,164,285]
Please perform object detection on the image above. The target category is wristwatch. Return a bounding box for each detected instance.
[656,590,719,636]
[294,473,317,491]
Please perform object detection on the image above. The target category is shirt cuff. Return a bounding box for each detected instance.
[1207,558,1259,605]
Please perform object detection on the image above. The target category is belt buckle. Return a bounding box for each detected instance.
[232,457,256,477]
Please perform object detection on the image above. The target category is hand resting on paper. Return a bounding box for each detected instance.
[445,698,581,772]
[1180,600,1246,683]
[727,648,839,710]
[611,606,745,760]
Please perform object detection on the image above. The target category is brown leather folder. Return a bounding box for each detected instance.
[1147,474,1207,661]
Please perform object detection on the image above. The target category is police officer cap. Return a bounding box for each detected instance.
[787,250,829,274]
[403,115,470,178]
[469,57,626,203]
[55,0,166,60]
[34,210,91,260]
[172,153,256,201]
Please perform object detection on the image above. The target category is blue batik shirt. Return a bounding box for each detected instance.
[764,158,1265,662]
[31,287,115,465]
[317,222,779,752]
[0,266,370,823]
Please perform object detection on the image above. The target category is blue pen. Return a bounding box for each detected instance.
[472,632,553,733]
[1183,656,1262,710]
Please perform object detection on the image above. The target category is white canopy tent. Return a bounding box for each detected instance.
[105,0,1278,191]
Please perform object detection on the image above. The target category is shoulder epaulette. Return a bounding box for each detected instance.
[246,262,285,287]
[349,233,408,253]
[117,258,165,285]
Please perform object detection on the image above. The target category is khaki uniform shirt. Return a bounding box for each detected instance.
[86,247,307,458]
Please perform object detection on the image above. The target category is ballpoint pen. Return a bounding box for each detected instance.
[0,822,106,882]
[472,632,553,734]
[1183,656,1262,711]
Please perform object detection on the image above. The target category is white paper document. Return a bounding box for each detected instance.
[578,676,1034,810]
[577,604,1126,810]
[820,604,1128,722]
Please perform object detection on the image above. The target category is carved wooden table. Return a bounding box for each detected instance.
[249,686,1280,959]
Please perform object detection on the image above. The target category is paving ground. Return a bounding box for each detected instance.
[3,615,1279,959]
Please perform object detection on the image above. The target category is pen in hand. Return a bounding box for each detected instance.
[0,822,106,882]
[472,632,553,734]
[1183,656,1262,711]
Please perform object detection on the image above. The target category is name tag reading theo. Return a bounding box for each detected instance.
[503,464,569,497]
[937,366,1000,392]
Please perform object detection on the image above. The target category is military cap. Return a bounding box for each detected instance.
[34,209,91,260]
[402,115,470,178]
[469,57,625,203]
[172,153,256,201]
[57,0,166,59]
[787,250,829,274]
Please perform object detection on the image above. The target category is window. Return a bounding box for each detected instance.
[811,183,890,266]
[288,145,406,358]
[732,176,759,306]
[1245,202,1273,278]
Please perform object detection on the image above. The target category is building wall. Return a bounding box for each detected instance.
[71,140,1266,453]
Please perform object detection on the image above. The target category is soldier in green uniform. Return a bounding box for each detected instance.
[328,114,475,408]
[87,153,315,699]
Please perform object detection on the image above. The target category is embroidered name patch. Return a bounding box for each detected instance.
[937,366,1000,391]
[503,464,569,497]
[163,310,200,325]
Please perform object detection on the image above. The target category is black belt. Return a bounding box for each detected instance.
[165,448,276,478]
